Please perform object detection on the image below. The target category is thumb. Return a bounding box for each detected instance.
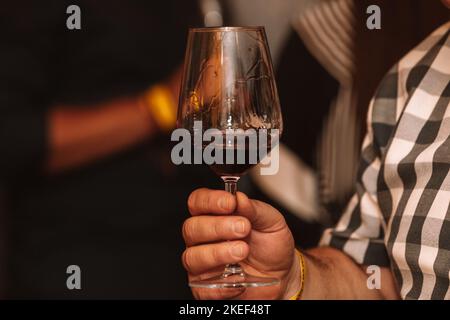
[235,192,286,233]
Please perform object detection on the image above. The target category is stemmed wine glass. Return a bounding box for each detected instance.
[177,26,283,288]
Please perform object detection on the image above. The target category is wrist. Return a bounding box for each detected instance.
[282,249,303,300]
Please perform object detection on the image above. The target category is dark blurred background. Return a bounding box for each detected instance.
[0,0,448,298]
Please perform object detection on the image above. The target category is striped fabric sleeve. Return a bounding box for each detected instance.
[319,71,398,266]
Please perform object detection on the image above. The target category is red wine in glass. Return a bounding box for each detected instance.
[178,26,283,288]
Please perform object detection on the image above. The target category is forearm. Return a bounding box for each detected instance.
[285,246,399,300]
[46,96,156,174]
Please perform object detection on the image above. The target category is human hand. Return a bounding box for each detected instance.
[182,188,301,300]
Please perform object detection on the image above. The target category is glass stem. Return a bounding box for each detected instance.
[222,175,239,195]
[224,180,237,195]
[222,176,243,276]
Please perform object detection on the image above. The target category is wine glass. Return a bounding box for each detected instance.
[177,26,283,288]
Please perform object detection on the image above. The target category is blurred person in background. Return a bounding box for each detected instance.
[182,0,450,300]
[201,0,450,250]
[0,0,220,298]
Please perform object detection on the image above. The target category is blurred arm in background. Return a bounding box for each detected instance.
[0,0,203,299]
[0,1,184,178]
[46,67,181,174]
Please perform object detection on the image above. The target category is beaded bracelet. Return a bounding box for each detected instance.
[141,85,177,132]
[289,249,306,300]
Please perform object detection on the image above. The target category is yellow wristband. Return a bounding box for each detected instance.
[142,85,177,132]
[289,249,306,300]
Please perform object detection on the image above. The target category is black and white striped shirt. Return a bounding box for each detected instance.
[321,22,450,299]
[293,0,359,217]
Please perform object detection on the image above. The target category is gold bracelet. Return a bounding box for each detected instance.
[289,249,306,300]
[141,85,177,132]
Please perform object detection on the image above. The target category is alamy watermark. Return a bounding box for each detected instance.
[171,121,280,176]
[366,5,381,30]
[66,265,81,290]
[366,265,381,289]
[66,5,81,30]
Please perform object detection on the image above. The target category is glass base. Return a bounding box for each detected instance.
[189,264,279,289]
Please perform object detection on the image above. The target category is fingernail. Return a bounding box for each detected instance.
[233,220,246,234]
[218,197,228,210]
[231,244,244,258]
